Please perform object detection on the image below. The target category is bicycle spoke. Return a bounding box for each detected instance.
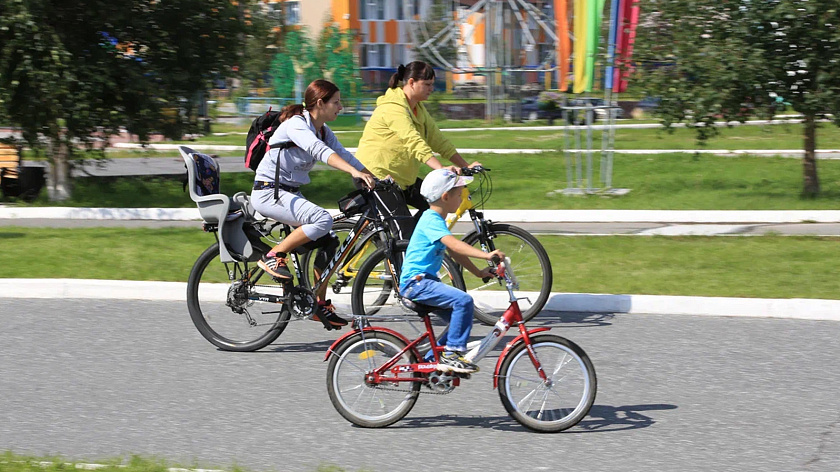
[339,383,366,395]
[499,337,596,432]
[327,333,421,427]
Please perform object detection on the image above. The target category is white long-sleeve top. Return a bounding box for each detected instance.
[255,110,364,187]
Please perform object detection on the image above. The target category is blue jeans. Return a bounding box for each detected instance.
[400,276,474,352]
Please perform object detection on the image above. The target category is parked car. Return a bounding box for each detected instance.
[520,96,623,123]
[520,96,563,122]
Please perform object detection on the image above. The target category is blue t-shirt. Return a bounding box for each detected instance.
[399,210,451,287]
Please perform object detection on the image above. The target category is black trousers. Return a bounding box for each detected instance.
[403,177,430,226]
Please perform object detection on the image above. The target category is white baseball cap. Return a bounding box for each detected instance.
[420,168,473,202]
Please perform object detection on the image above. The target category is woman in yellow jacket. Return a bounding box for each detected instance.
[355,61,478,225]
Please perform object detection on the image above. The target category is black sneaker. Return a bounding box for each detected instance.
[438,351,479,373]
[312,299,348,328]
[258,255,293,280]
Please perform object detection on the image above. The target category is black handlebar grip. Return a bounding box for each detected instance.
[482,276,492,283]
[491,254,501,265]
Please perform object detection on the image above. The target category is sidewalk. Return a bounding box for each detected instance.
[4,207,840,236]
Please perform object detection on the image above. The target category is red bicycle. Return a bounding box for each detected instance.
[324,257,597,432]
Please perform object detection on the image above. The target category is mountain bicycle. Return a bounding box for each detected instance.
[348,166,553,325]
[325,256,596,432]
[180,145,462,352]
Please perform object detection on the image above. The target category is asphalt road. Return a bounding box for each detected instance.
[2,299,838,471]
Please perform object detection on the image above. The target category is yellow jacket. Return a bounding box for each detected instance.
[355,87,457,189]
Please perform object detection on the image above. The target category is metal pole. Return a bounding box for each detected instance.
[586,106,594,191]
[564,108,573,190]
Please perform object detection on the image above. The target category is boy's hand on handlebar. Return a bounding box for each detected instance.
[477,266,495,280]
[487,249,505,264]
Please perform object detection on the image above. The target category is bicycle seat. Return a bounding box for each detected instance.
[400,298,438,318]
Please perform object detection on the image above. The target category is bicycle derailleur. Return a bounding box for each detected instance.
[226,280,250,314]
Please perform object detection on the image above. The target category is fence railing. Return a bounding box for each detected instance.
[235,97,378,124]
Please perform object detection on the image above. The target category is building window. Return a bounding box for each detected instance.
[361,44,390,67]
[363,0,385,20]
[394,44,407,65]
[284,1,300,25]
[394,0,404,20]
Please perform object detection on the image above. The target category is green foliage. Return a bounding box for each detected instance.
[538,91,562,111]
[0,0,248,199]
[270,22,363,100]
[0,0,247,145]
[636,0,840,195]
[239,2,279,90]
[270,28,316,97]
[316,22,363,98]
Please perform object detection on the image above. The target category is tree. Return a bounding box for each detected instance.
[270,29,316,99]
[0,0,246,200]
[239,2,281,91]
[316,22,363,99]
[636,0,840,197]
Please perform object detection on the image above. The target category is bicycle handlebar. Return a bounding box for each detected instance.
[459,165,490,177]
[358,176,398,191]
[482,254,504,283]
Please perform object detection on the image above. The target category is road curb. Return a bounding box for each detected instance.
[2,279,837,322]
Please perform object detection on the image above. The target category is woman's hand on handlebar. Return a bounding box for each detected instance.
[460,164,489,176]
[352,170,376,189]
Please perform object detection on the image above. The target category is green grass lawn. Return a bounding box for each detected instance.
[0,452,350,472]
[55,121,837,161]
[171,121,840,151]
[1,226,838,299]
[15,152,840,209]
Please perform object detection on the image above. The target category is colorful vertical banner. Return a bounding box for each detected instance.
[572,0,587,93]
[583,0,606,92]
[555,0,571,91]
[613,0,640,92]
[604,0,622,90]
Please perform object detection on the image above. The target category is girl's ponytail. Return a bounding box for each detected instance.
[387,62,434,89]
[278,103,305,123]
[388,64,407,89]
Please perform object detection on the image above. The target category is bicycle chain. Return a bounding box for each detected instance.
[368,370,472,395]
[371,382,454,396]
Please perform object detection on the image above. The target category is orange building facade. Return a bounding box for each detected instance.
[268,1,555,87]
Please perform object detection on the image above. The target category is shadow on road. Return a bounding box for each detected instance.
[531,311,617,328]
[575,403,679,433]
[380,403,677,433]
[246,339,335,353]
